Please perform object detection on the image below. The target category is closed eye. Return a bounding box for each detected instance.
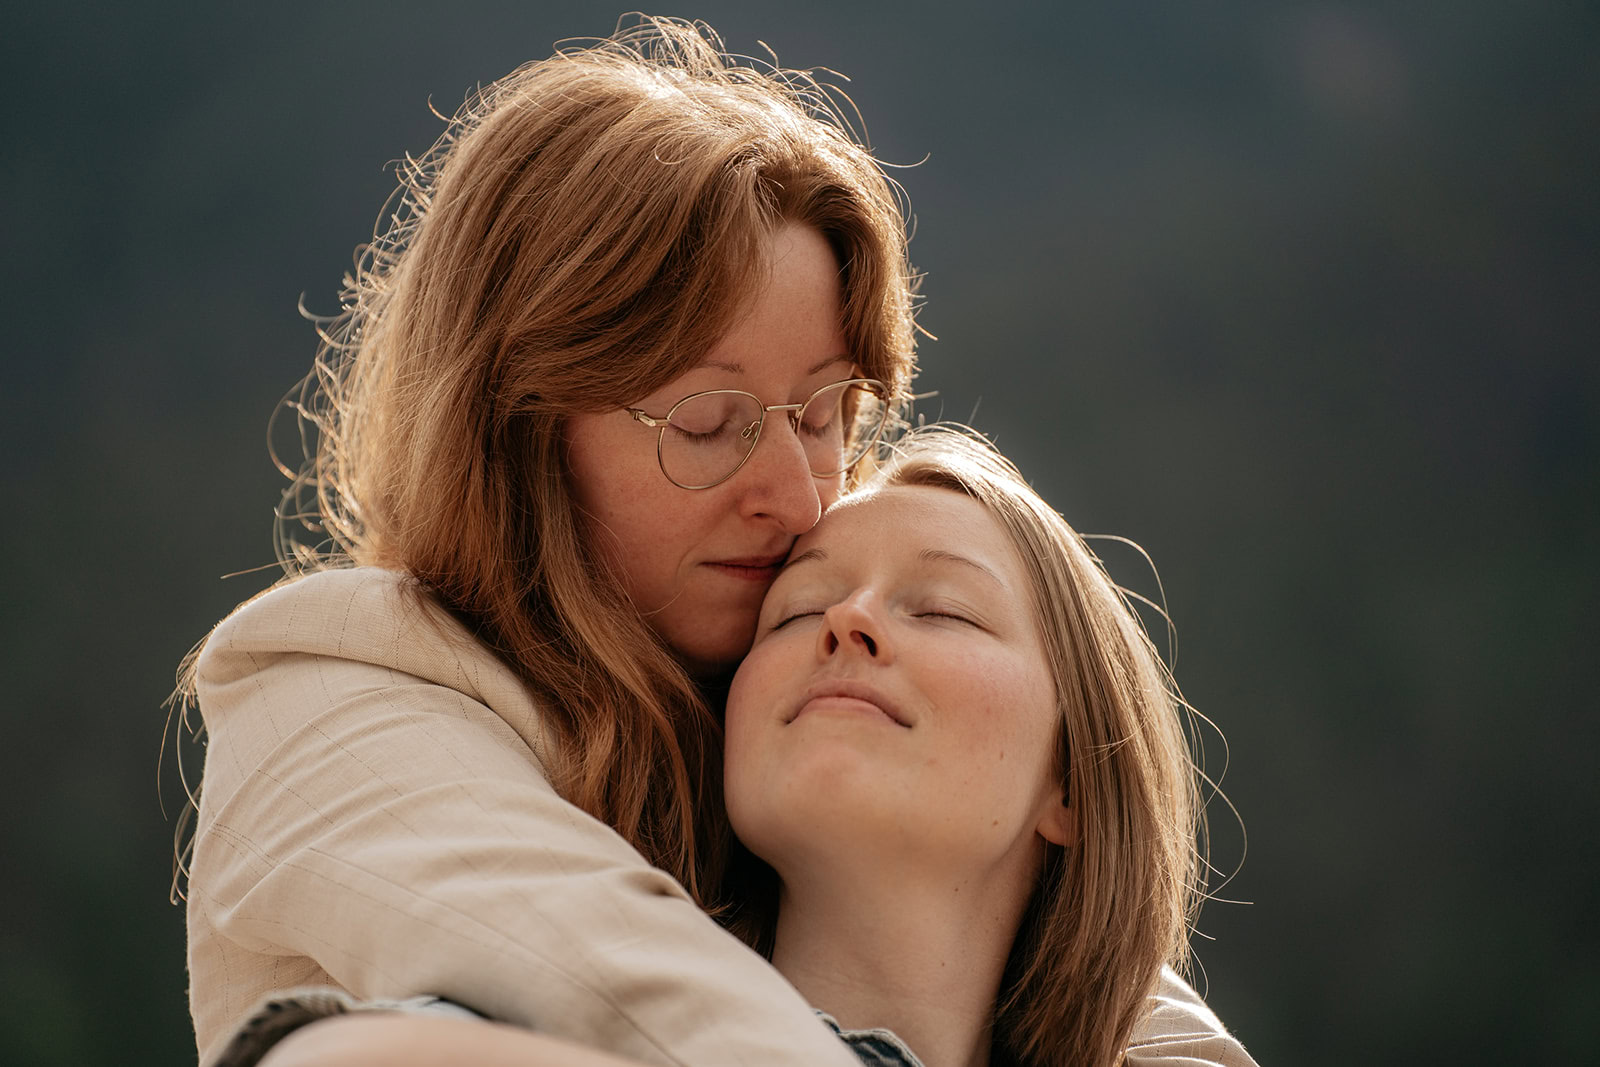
[670,420,743,445]
[915,609,979,625]
[770,609,824,631]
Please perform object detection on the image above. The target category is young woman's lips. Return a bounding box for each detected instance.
[789,679,911,728]
[704,555,788,582]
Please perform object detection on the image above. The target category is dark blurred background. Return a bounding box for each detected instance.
[4,2,1595,1064]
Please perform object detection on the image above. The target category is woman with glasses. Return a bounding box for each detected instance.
[178,15,1248,1067]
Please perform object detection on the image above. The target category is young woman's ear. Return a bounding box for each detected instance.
[1036,789,1079,848]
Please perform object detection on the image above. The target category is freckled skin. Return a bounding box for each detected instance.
[725,486,1073,883]
[565,224,854,674]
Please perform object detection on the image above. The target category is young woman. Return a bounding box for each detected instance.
[723,427,1215,1067]
[178,15,1249,1067]
[242,429,1255,1067]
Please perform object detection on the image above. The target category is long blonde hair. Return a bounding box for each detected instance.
[174,15,920,905]
[879,429,1203,1067]
[723,426,1204,1066]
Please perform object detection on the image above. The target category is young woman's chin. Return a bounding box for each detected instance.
[732,748,889,849]
[734,751,958,872]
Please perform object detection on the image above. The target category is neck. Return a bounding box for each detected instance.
[769,862,1034,1067]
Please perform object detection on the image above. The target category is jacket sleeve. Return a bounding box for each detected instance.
[1126,966,1260,1067]
[187,570,862,1067]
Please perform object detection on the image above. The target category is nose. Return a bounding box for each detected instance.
[816,590,891,663]
[735,416,829,533]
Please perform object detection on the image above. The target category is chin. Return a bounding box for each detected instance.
[743,750,892,829]
[731,789,907,878]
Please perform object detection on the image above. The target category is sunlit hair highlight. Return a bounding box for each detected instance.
[171,14,920,905]
[869,427,1204,1067]
[716,426,1208,1066]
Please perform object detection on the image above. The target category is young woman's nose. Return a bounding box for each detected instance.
[816,591,891,663]
[735,417,827,533]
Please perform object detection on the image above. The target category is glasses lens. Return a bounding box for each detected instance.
[660,391,764,488]
[798,380,889,477]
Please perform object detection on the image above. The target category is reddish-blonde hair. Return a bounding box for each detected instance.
[176,16,920,905]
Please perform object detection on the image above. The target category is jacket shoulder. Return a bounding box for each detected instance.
[202,567,439,658]
[1127,965,1260,1066]
[195,567,525,722]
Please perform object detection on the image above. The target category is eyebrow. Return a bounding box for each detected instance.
[779,546,1003,585]
[700,355,851,377]
[780,547,828,572]
[918,548,1005,585]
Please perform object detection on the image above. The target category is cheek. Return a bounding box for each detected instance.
[567,447,692,592]
[727,638,785,724]
[572,462,642,527]
[723,634,803,772]
[565,413,676,529]
[947,658,1057,763]
[721,694,765,835]
[578,506,654,604]
[563,417,613,502]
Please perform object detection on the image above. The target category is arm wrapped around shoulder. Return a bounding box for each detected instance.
[186,568,858,1067]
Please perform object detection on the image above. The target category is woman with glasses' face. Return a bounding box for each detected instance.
[567,223,873,675]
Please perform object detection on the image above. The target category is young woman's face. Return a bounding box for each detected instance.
[724,485,1073,885]
[565,223,853,675]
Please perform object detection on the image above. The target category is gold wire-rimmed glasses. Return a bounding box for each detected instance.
[625,377,891,490]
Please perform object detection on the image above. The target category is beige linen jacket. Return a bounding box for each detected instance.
[187,567,1255,1067]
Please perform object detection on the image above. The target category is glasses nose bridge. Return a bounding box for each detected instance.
[741,397,809,469]
[761,398,807,434]
[738,397,804,446]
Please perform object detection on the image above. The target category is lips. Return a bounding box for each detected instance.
[704,553,789,581]
[788,677,911,728]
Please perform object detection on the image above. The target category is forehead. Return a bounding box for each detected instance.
[793,485,1023,579]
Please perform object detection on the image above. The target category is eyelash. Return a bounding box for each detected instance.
[771,607,977,630]
[917,609,977,625]
[770,609,822,630]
